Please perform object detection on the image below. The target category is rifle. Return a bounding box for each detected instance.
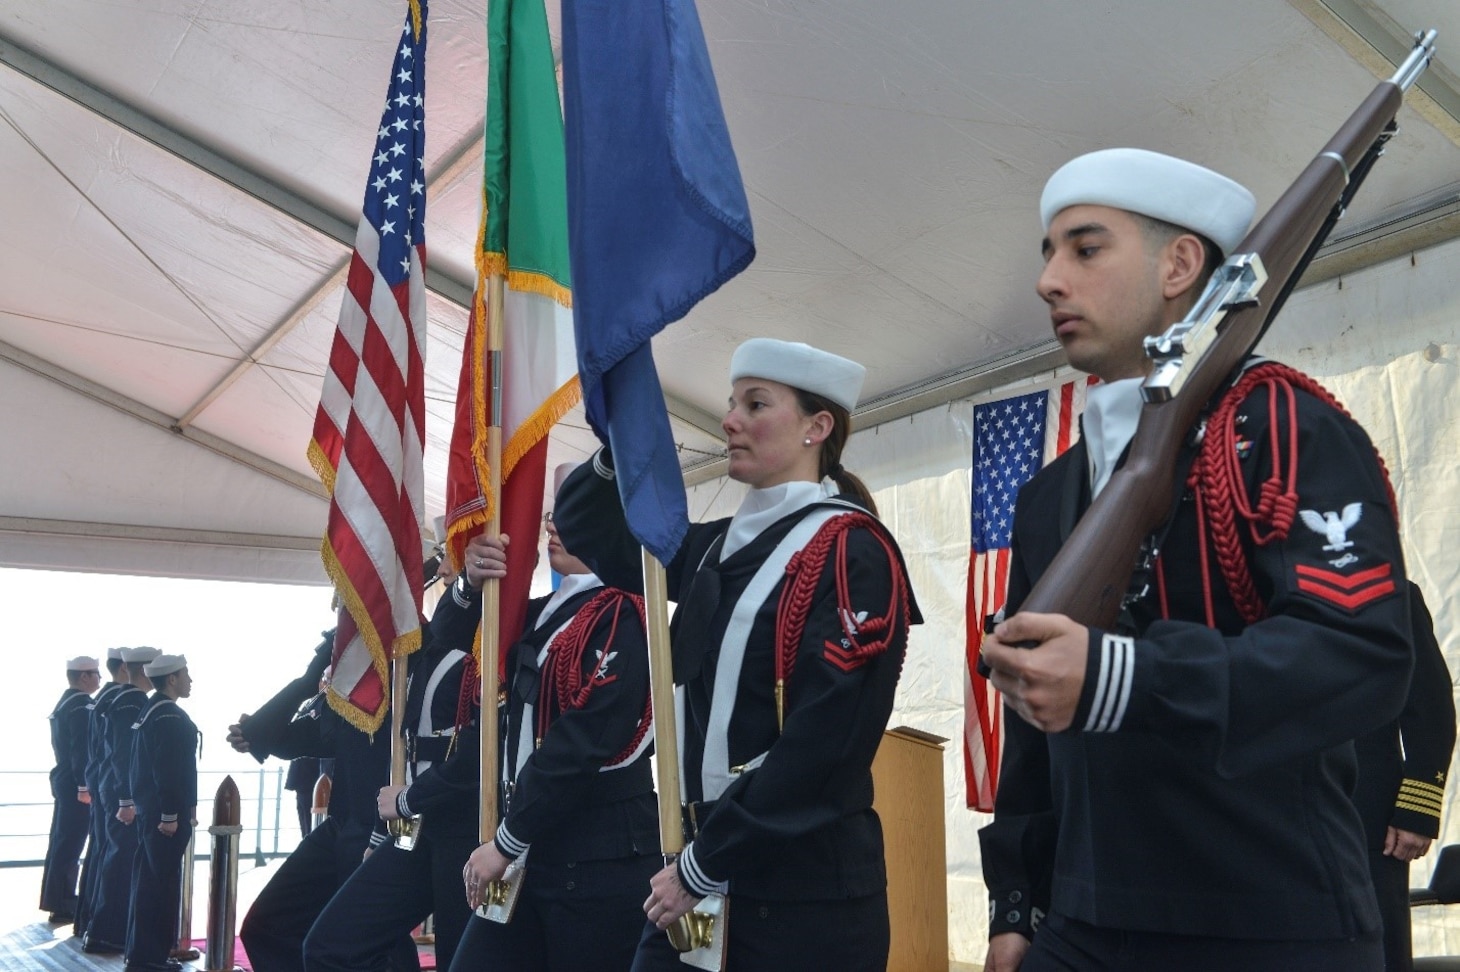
[1018,30,1437,628]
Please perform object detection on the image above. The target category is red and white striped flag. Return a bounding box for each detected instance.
[308,1,429,733]
[964,376,1094,810]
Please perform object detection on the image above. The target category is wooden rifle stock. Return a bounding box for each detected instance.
[1018,31,1436,628]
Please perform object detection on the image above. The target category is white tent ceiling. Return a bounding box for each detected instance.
[3,0,1460,584]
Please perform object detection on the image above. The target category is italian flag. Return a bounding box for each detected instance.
[444,0,578,654]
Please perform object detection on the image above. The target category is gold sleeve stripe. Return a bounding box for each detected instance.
[1400,778,1446,798]
[1395,798,1443,819]
[1396,786,1444,808]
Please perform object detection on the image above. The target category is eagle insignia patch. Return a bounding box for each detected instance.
[1299,503,1363,552]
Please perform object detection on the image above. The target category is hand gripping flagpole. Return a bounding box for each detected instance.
[388,656,421,849]
[476,271,524,922]
[642,552,727,970]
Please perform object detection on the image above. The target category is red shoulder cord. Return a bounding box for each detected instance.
[1166,362,1398,626]
[772,512,911,731]
[538,590,653,766]
[454,653,479,734]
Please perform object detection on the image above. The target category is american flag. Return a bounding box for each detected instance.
[964,376,1093,810]
[308,1,429,733]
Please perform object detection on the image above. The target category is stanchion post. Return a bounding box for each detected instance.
[205,776,244,972]
[172,823,201,961]
[310,772,332,834]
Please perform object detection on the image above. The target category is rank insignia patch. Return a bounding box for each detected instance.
[1294,562,1396,612]
[1298,503,1363,552]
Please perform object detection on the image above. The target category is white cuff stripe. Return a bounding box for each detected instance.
[160,813,178,822]
[592,449,615,480]
[1084,637,1112,732]
[495,822,528,858]
[1085,634,1134,732]
[679,844,728,897]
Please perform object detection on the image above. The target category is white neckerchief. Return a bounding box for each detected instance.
[1083,377,1145,498]
[534,572,601,629]
[721,479,837,560]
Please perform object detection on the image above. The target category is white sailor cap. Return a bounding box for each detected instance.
[144,654,187,678]
[120,646,161,664]
[729,338,866,413]
[553,462,580,496]
[1040,148,1256,256]
[106,646,125,662]
[67,656,100,672]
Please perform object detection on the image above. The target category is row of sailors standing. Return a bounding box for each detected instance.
[41,646,199,972]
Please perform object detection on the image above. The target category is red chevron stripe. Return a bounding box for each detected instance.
[823,640,878,673]
[1296,577,1396,611]
[1294,562,1392,590]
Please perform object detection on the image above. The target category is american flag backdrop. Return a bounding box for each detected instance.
[308,0,429,733]
[964,376,1094,810]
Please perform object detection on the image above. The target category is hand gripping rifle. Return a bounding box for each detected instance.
[1016,30,1437,629]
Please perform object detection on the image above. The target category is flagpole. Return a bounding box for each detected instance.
[388,656,415,845]
[480,270,505,843]
[643,551,725,967]
[471,269,524,922]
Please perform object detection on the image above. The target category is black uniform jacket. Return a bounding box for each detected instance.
[980,372,1414,941]
[130,693,198,822]
[1352,583,1456,844]
[49,688,90,799]
[436,576,658,865]
[238,630,334,762]
[107,685,150,810]
[370,614,480,843]
[556,454,921,902]
[239,631,388,857]
[85,682,127,798]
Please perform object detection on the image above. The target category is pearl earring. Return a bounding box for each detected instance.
[804,438,812,446]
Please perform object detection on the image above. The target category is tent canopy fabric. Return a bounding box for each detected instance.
[3,0,1460,584]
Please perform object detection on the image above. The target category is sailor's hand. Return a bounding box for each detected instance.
[643,863,701,930]
[376,785,406,821]
[226,714,251,753]
[1387,826,1433,862]
[982,612,1089,733]
[77,788,91,805]
[984,932,1031,972]
[463,842,512,909]
[462,535,509,590]
[158,820,179,837]
[117,806,135,825]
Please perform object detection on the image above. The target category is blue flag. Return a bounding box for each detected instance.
[561,0,756,565]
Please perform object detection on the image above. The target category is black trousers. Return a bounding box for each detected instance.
[74,789,108,934]
[629,890,889,972]
[448,854,660,972]
[241,818,419,972]
[1369,849,1413,972]
[125,817,192,969]
[86,801,140,947]
[303,829,477,972]
[1023,911,1385,972]
[39,790,89,915]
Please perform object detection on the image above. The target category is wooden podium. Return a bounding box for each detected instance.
[872,726,950,972]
